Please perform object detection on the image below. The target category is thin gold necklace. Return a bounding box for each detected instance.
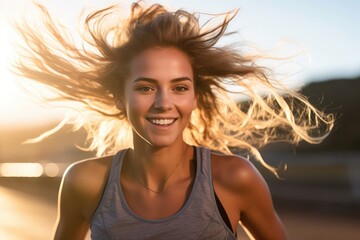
[132,148,188,194]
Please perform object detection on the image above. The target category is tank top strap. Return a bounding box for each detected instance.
[91,149,127,213]
[107,149,128,186]
[197,146,211,175]
[197,146,214,193]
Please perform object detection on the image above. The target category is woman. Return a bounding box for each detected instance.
[15,2,333,239]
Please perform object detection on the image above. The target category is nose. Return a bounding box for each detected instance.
[153,89,173,111]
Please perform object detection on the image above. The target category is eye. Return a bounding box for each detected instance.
[136,86,154,93]
[174,86,188,92]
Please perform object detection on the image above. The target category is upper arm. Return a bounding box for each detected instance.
[212,153,287,239]
[238,161,287,240]
[53,164,90,240]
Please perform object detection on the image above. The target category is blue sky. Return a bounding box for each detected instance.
[171,0,360,82]
[1,0,359,127]
[19,0,360,81]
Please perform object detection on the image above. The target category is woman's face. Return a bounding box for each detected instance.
[121,47,197,147]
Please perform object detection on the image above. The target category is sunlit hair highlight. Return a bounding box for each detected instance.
[15,1,334,175]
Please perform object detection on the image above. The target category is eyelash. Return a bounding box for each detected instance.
[135,86,154,92]
[174,86,188,92]
[135,85,189,93]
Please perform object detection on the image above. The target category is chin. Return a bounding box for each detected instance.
[138,134,183,148]
[147,138,179,148]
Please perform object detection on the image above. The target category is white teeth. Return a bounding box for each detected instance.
[149,118,175,125]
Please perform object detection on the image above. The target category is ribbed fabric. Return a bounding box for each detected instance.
[91,146,235,240]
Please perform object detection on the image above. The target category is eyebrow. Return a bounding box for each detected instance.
[133,77,192,84]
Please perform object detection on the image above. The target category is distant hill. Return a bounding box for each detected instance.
[261,76,360,152]
[298,76,360,151]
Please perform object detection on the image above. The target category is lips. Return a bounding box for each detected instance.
[146,118,177,126]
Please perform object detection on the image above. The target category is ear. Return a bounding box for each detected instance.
[115,99,125,110]
[114,93,125,111]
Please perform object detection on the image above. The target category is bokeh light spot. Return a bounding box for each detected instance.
[0,163,43,177]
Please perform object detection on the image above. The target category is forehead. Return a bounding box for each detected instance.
[128,47,193,80]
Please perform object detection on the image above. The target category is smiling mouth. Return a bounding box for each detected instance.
[147,118,177,126]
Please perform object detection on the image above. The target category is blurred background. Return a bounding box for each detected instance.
[1,0,359,239]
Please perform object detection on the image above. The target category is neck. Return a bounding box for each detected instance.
[127,141,193,193]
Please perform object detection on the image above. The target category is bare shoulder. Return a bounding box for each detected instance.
[211,152,265,193]
[60,155,114,220]
[64,155,113,190]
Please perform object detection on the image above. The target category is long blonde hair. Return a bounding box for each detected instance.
[15,1,334,174]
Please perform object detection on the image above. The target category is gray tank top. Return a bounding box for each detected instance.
[91,146,235,240]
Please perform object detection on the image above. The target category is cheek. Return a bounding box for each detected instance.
[178,96,197,114]
[126,95,151,116]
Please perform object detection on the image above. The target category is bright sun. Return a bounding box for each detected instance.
[0,21,21,118]
[0,1,69,128]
